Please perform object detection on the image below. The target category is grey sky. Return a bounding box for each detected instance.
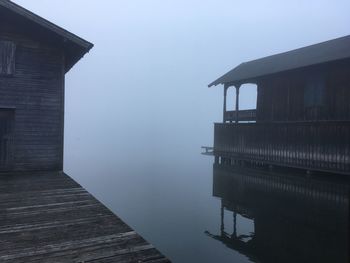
[12,0,350,166]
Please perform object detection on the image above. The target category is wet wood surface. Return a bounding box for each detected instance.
[0,171,170,263]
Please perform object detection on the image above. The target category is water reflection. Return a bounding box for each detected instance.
[206,163,349,263]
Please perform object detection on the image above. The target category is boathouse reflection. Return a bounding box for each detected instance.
[206,163,349,263]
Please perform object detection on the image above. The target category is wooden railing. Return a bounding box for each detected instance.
[214,121,350,174]
[224,109,256,122]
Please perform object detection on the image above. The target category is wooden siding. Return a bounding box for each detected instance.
[0,40,15,75]
[0,20,64,171]
[0,171,170,262]
[214,122,350,174]
[256,60,350,122]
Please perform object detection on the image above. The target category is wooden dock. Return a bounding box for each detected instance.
[0,171,170,263]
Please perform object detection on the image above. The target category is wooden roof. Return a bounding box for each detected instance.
[0,0,93,72]
[209,35,350,87]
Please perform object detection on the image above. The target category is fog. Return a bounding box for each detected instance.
[12,1,350,262]
[14,0,350,164]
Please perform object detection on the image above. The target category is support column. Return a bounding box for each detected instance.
[235,85,241,123]
[223,84,228,122]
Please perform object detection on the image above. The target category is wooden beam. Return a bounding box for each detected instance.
[235,85,241,123]
[223,84,228,122]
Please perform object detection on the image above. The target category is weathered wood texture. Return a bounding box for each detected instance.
[0,14,64,171]
[0,172,170,263]
[0,40,15,75]
[256,60,350,122]
[0,0,93,73]
[214,121,350,174]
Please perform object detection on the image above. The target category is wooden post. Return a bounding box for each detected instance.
[223,84,228,123]
[235,85,241,123]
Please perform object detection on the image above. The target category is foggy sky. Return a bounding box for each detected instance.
[12,0,350,169]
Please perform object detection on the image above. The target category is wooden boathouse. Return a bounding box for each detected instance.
[209,36,350,175]
[0,1,169,261]
[0,0,93,171]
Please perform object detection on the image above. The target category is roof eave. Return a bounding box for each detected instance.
[65,44,94,73]
[0,0,93,59]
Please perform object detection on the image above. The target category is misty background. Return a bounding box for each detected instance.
[13,1,350,262]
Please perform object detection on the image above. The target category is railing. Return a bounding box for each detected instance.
[224,109,256,122]
[214,121,350,174]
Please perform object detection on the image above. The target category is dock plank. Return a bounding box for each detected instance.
[0,172,170,263]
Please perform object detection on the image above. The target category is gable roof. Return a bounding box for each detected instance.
[0,0,93,72]
[209,35,350,87]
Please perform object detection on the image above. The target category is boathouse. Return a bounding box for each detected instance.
[209,35,350,175]
[0,0,93,171]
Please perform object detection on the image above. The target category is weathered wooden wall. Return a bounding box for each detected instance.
[214,122,350,174]
[256,59,350,122]
[0,14,64,171]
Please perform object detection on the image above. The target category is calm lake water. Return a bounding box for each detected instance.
[64,141,349,263]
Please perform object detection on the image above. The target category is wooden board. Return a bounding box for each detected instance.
[0,172,170,263]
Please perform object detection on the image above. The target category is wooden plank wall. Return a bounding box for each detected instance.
[0,17,64,171]
[0,40,16,75]
[256,60,350,122]
[214,122,350,174]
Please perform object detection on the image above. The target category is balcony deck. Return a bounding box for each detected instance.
[214,121,350,175]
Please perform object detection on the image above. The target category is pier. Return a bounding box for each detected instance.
[0,172,170,262]
[0,2,170,261]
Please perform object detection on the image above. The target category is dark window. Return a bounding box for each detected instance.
[0,41,16,76]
